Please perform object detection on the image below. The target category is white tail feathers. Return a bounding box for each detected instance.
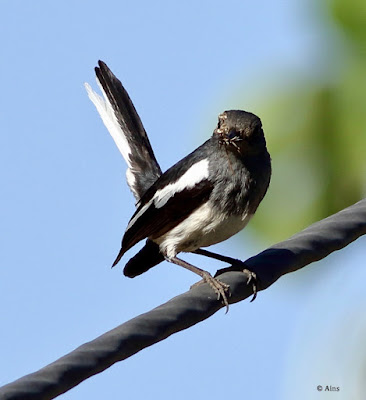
[84,81,133,169]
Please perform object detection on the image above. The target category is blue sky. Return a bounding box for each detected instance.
[1,1,365,399]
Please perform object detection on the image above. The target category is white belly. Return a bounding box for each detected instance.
[155,202,252,259]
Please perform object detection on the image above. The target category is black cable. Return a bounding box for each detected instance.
[1,198,365,400]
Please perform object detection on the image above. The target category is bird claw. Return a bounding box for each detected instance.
[190,266,258,312]
[191,272,231,313]
[242,268,258,302]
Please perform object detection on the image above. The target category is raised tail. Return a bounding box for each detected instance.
[85,60,162,201]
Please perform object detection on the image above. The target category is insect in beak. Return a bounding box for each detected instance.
[218,128,243,151]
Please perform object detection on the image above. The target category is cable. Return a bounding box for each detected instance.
[1,198,365,400]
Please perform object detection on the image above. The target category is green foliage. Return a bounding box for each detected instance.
[251,1,366,243]
[330,0,366,43]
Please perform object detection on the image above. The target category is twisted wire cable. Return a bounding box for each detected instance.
[1,198,365,400]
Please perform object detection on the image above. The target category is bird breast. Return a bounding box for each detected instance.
[154,201,252,259]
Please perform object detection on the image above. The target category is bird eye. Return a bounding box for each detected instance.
[227,129,237,140]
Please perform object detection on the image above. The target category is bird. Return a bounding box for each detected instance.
[85,61,271,311]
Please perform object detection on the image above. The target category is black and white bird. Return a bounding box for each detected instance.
[85,61,271,310]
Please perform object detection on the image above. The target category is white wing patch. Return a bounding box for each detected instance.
[126,159,210,231]
[154,159,209,208]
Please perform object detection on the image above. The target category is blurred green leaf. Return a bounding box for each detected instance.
[249,1,366,243]
[330,0,366,43]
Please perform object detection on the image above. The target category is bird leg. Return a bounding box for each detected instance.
[194,248,258,302]
[168,256,230,313]
[193,248,243,265]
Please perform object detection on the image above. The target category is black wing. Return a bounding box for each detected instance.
[112,178,213,266]
[126,179,212,243]
[111,150,214,266]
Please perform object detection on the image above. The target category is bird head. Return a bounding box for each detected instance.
[215,110,266,155]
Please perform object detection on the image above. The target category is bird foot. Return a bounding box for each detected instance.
[191,271,231,313]
[213,263,259,302]
[242,268,258,302]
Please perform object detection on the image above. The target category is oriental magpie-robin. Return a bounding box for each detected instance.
[85,61,271,311]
